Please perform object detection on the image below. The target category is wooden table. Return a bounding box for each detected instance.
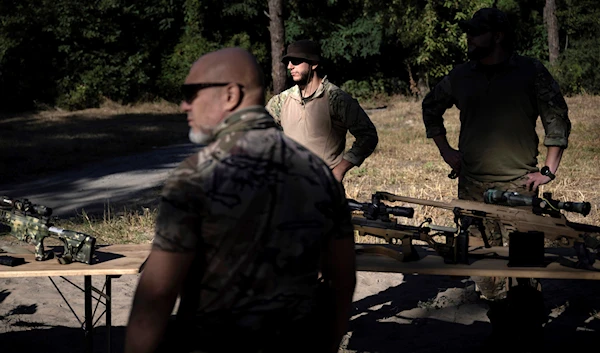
[0,244,151,353]
[355,244,600,280]
[3,242,599,353]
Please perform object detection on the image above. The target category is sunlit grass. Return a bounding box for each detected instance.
[6,95,600,245]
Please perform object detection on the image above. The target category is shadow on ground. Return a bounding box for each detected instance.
[0,109,204,217]
[345,275,600,353]
[0,326,126,353]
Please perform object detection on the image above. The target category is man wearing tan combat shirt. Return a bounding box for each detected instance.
[266,39,378,182]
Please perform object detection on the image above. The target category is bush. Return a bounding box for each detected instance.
[341,78,409,101]
[552,39,600,95]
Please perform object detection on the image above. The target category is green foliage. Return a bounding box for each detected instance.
[553,0,600,95]
[1,0,599,111]
[320,18,382,63]
[342,77,408,101]
[552,39,600,95]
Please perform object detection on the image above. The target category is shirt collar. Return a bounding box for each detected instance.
[212,105,276,139]
[291,75,328,101]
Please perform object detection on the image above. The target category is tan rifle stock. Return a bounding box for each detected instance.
[376,192,600,250]
[348,195,460,263]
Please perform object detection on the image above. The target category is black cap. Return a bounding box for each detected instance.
[281,40,321,63]
[459,8,511,35]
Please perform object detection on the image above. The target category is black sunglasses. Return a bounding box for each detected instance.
[181,83,229,104]
[287,58,307,66]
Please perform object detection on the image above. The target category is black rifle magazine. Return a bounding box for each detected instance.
[507,231,546,267]
[0,255,26,267]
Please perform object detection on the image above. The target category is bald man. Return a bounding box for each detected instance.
[124,48,356,353]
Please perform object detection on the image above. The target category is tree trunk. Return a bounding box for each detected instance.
[543,0,559,65]
[268,0,286,94]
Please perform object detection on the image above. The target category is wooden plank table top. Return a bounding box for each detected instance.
[0,243,151,278]
[356,244,600,280]
[3,242,599,280]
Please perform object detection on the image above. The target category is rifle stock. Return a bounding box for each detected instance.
[0,196,96,264]
[348,195,461,263]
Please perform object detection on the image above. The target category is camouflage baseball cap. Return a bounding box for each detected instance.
[459,8,511,35]
[281,39,321,63]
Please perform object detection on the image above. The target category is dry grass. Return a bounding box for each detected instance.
[3,95,600,244]
[347,94,600,243]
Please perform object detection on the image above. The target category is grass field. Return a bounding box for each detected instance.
[2,95,600,245]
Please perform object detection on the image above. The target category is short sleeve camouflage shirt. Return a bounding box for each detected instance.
[152,106,353,340]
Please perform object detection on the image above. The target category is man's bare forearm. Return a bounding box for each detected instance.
[125,250,195,353]
[543,146,564,174]
[329,281,356,352]
[125,278,178,353]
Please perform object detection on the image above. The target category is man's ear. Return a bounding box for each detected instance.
[311,63,319,71]
[223,83,244,111]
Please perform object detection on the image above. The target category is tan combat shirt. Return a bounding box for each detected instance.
[266,76,378,168]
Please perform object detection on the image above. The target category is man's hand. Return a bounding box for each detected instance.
[432,135,462,176]
[525,172,553,191]
[440,147,462,175]
[332,159,355,182]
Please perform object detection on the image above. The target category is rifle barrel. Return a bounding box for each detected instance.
[377,192,454,210]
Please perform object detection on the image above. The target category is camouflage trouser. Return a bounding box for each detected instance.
[458,174,541,300]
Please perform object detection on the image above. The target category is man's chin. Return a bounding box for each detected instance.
[189,129,213,145]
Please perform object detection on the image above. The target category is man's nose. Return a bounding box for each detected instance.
[180,100,191,111]
[287,61,294,69]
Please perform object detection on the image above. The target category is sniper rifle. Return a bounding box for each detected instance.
[0,196,96,264]
[347,193,460,263]
[373,190,600,270]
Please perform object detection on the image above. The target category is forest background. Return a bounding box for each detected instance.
[1,0,599,112]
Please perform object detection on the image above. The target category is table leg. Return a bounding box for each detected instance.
[106,275,112,353]
[84,275,93,353]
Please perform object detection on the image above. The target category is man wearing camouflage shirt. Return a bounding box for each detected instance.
[266,39,378,182]
[422,7,571,351]
[125,48,356,353]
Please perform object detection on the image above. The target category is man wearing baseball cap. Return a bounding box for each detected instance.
[422,7,570,350]
[266,39,378,183]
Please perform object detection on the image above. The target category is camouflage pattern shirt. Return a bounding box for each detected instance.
[266,76,378,168]
[152,106,353,349]
[423,54,571,182]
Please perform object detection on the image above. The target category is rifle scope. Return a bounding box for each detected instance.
[347,199,414,219]
[1,196,52,217]
[483,189,591,216]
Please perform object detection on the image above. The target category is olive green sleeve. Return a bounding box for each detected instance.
[422,75,455,138]
[533,60,571,148]
[330,89,378,166]
[265,94,283,126]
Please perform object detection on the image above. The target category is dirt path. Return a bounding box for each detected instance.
[0,143,201,217]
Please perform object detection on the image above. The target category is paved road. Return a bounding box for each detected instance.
[0,143,201,217]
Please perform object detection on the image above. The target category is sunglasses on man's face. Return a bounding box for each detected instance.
[287,58,307,66]
[181,83,229,104]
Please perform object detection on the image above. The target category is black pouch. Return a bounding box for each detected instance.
[507,231,545,267]
[0,255,25,267]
